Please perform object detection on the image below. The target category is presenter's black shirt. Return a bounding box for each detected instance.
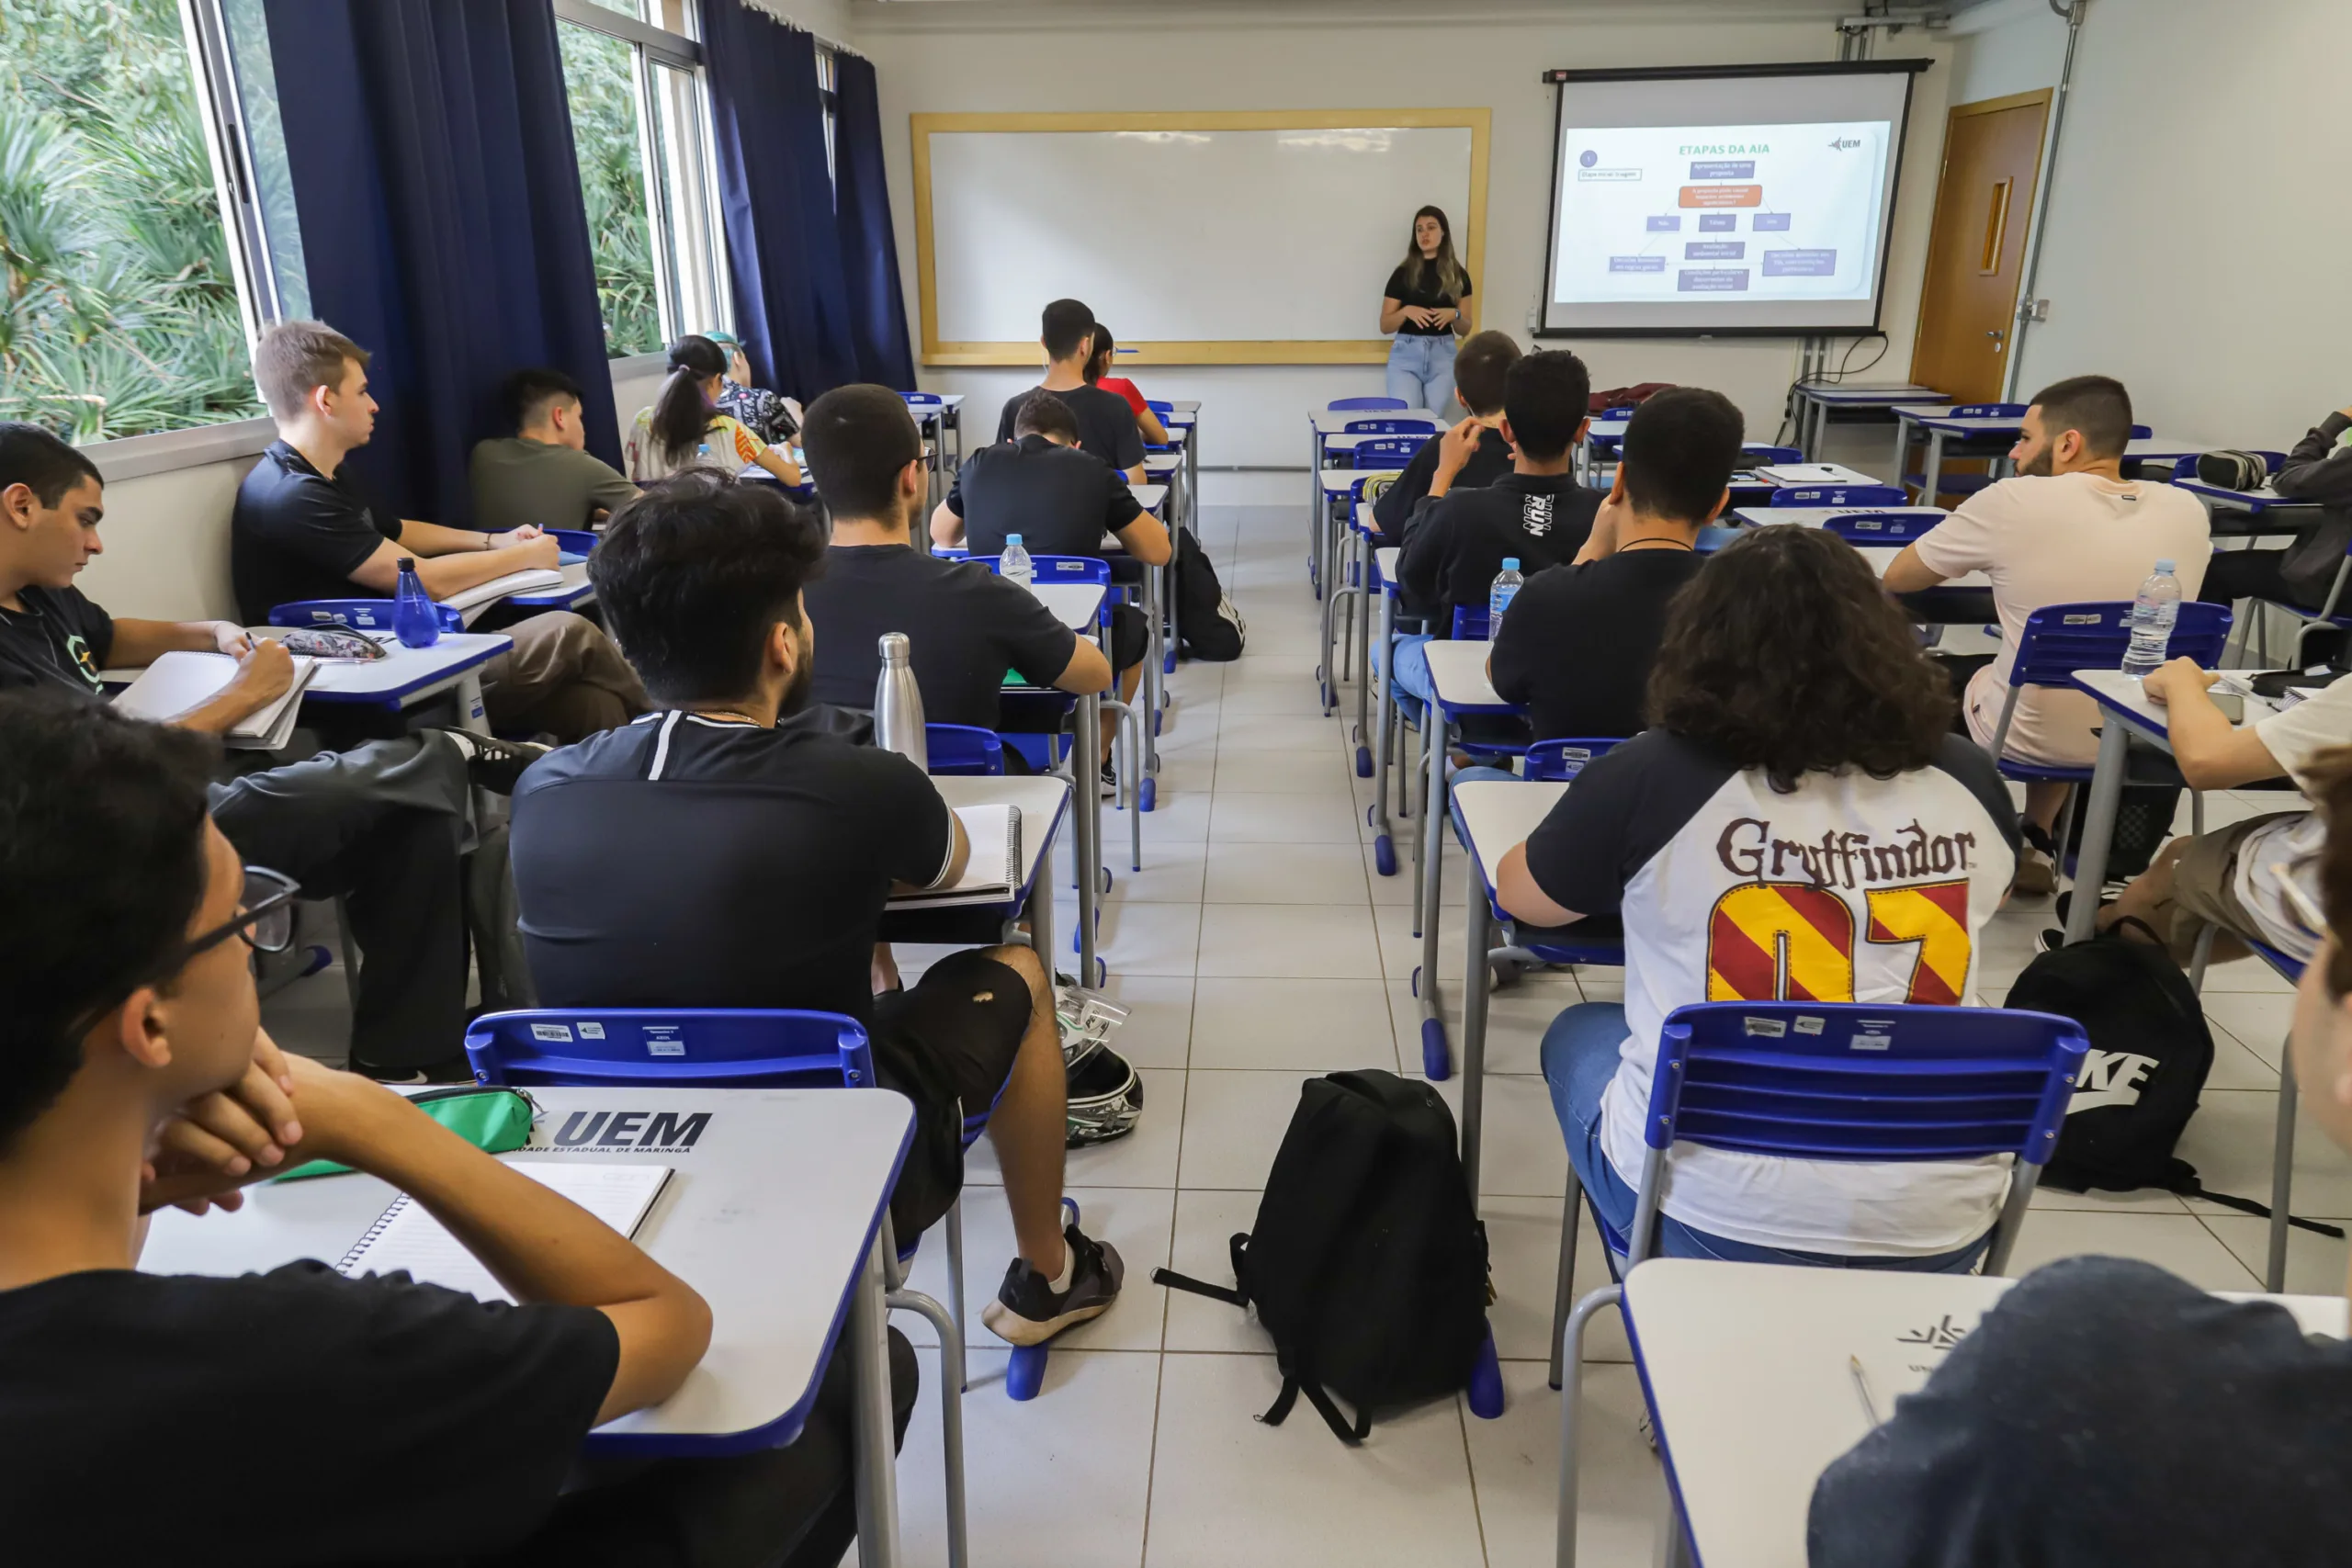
[993,384,1144,473]
[1385,263,1471,336]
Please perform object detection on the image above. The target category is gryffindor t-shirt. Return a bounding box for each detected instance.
[1523,729,2022,1256]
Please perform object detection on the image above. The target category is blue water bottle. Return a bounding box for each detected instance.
[392,557,440,649]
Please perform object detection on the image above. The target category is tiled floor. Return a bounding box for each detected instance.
[266,502,2348,1567]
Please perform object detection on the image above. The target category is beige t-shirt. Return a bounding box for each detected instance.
[2225,676,2352,960]
[1913,473,2211,767]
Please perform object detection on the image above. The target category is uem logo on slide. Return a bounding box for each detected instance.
[1826,136,1863,152]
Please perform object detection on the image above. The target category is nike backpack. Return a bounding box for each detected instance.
[1153,1069,1491,1443]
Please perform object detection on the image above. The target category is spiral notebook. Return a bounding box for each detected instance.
[890,804,1023,908]
[335,1160,673,1303]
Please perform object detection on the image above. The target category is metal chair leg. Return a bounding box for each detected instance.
[335,895,362,1015]
[884,1287,969,1568]
[1557,1284,1625,1568]
[1550,1165,1585,1391]
[944,1198,967,1382]
[2270,1047,2298,1292]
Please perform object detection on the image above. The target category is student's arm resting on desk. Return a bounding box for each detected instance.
[1103,469,1170,566]
[929,500,966,549]
[107,617,296,733]
[1880,541,1948,594]
[1136,405,1170,446]
[2272,410,2352,504]
[1886,493,1998,595]
[1496,745,1643,930]
[2141,659,2285,789]
[349,530,561,600]
[1496,843,1583,928]
[880,750,970,894]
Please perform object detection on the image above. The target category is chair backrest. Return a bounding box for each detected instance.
[899,391,944,408]
[548,528,599,557]
[466,1008,876,1089]
[1450,604,1488,640]
[1352,435,1433,464]
[1625,1001,2088,1269]
[2129,423,2153,439]
[1602,405,1639,420]
[968,554,1113,586]
[1821,510,1941,545]
[1146,400,1173,415]
[1343,415,1439,434]
[1523,738,1625,782]
[1743,444,1805,466]
[266,598,463,633]
[2007,599,2232,691]
[1950,402,2028,419]
[1769,483,1910,509]
[926,723,1006,776]
[1329,396,1408,411]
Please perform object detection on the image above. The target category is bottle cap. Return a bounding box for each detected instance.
[1007,534,1023,547]
[2154,558,2175,573]
[1502,558,1520,571]
[398,557,417,570]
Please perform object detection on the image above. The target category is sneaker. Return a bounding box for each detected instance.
[1098,760,1118,799]
[2010,822,2057,897]
[2037,927,2067,954]
[982,1222,1125,1347]
[431,728,553,795]
[347,1051,476,1085]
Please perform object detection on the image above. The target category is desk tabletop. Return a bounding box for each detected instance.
[888,774,1071,911]
[1032,581,1108,630]
[1130,482,1169,513]
[1731,505,1949,529]
[1623,1258,2347,1568]
[1792,381,1948,404]
[499,559,595,614]
[1375,546,1400,585]
[141,1087,915,1454]
[1424,637,1515,712]
[1453,777,1568,888]
[1311,408,1442,434]
[1168,400,1200,414]
[1890,404,2013,432]
[1321,467,1403,495]
[2175,477,2309,512]
[243,628,509,705]
[2071,666,2279,744]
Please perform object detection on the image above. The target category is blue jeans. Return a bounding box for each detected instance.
[1385,334,1457,413]
[1386,632,1434,705]
[1540,1002,1992,1269]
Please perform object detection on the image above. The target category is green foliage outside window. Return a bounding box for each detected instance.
[557,21,662,359]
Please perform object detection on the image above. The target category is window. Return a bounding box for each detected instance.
[553,0,728,358]
[0,0,269,441]
[816,43,838,188]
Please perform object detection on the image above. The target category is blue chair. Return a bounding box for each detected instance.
[1343,416,1438,436]
[1769,483,1910,509]
[1951,401,2028,419]
[268,598,462,635]
[1328,396,1407,411]
[1555,1000,2088,1565]
[926,723,1006,777]
[1822,510,1942,545]
[1602,405,1639,420]
[1321,470,1410,722]
[1522,737,1624,782]
[1463,740,1629,998]
[1349,434,1432,468]
[548,527,598,557]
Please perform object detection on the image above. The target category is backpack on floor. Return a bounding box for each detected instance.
[2061,780,2180,882]
[2007,928,2344,1237]
[1153,1070,1491,1443]
[1172,525,1246,661]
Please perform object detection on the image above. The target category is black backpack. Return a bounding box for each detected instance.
[2007,930,2342,1236]
[1172,525,1245,661]
[1153,1070,1491,1442]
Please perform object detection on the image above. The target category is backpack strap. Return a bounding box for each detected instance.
[1150,1265,1248,1308]
[1256,1372,1374,1445]
[2162,1173,2348,1238]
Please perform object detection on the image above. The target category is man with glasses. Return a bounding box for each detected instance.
[0,421,537,1081]
[0,694,914,1565]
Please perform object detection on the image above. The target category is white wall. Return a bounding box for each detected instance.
[77,456,258,624]
[857,0,1955,499]
[1947,0,2068,104]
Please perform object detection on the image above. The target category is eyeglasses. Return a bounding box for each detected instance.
[59,866,302,1045]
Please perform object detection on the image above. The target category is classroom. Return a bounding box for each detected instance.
[6,0,2352,1562]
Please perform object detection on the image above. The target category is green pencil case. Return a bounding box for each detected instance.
[273,1086,535,1180]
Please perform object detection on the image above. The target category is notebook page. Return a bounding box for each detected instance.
[337,1160,671,1303]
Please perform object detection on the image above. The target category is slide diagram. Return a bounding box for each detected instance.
[1550,120,1891,306]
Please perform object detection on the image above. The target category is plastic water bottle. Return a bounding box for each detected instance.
[392,557,439,649]
[2120,558,2181,678]
[1487,558,1524,642]
[1001,533,1034,592]
[874,633,928,769]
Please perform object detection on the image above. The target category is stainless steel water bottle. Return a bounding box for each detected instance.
[874,632,927,770]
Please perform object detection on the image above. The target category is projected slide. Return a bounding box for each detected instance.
[1552,121,1891,308]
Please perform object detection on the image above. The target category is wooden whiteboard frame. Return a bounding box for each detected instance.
[910,109,1491,367]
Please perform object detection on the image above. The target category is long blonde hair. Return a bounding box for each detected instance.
[1400,205,1466,297]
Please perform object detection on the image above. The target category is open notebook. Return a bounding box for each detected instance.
[891,803,1023,908]
[441,567,568,614]
[111,650,315,750]
[336,1160,673,1303]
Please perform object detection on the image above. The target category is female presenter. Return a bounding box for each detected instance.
[1378,205,1474,413]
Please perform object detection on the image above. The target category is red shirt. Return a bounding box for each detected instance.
[1095,376,1149,417]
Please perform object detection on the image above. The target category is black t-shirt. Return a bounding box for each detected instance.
[1396,471,1601,627]
[803,545,1079,728]
[232,440,401,623]
[0,584,113,699]
[1810,1257,2352,1567]
[1488,549,1702,740]
[1369,424,1511,543]
[0,1261,616,1565]
[1384,262,1472,336]
[992,384,1145,473]
[947,434,1145,561]
[512,713,953,1025]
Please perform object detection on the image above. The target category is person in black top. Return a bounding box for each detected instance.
[512,476,1125,1347]
[1487,387,1737,742]
[991,299,1146,482]
[231,320,648,742]
[1809,749,2352,1567]
[800,384,1110,750]
[1392,349,1599,705]
[1380,205,1475,412]
[0,421,544,1082]
[2196,403,2352,615]
[0,694,912,1568]
[1369,329,1519,547]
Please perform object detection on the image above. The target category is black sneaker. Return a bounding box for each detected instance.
[2037,928,2067,955]
[431,728,553,795]
[982,1222,1124,1347]
[347,1051,476,1085]
[1099,760,1118,799]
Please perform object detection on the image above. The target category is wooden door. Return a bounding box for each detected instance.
[1910,90,2051,403]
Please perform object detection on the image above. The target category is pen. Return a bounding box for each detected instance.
[1848,1356,1882,1427]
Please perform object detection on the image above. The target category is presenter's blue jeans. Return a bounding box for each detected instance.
[1386,333,1457,414]
[1541,1002,1991,1271]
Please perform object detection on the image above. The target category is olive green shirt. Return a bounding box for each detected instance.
[468,436,638,532]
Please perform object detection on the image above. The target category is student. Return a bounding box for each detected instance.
[0,694,916,1566]
[705,329,797,446]
[1082,324,1170,446]
[231,320,650,743]
[1488,387,1736,742]
[801,385,1111,749]
[1809,749,2352,1567]
[1885,374,2211,893]
[931,389,1165,765]
[625,334,802,487]
[0,421,535,1082]
[1379,205,1474,412]
[2044,653,2352,964]
[1368,329,1520,547]
[1498,525,2021,1266]
[1391,349,1599,706]
[511,477,1124,1346]
[469,367,639,532]
[992,299,1146,484]
[2197,400,2352,616]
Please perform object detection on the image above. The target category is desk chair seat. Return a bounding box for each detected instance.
[1327,396,1408,411]
[1553,1001,2086,1568]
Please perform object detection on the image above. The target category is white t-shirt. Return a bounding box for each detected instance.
[2226,676,2352,960]
[1912,473,2211,768]
[1523,730,2022,1256]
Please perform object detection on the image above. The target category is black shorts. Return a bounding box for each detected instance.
[1108,602,1149,673]
[869,949,1032,1238]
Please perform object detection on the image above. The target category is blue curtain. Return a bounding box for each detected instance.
[832,52,915,389]
[262,0,620,525]
[703,0,859,400]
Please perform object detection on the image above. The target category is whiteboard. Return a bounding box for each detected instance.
[912,112,1488,366]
